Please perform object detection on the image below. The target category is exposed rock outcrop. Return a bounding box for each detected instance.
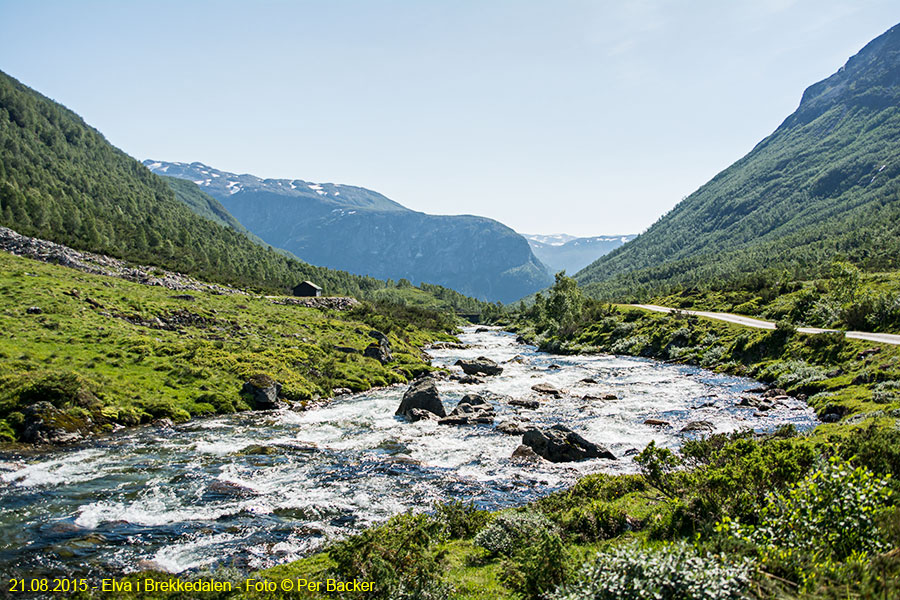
[0,226,246,295]
[364,330,393,364]
[241,375,284,410]
[21,401,89,445]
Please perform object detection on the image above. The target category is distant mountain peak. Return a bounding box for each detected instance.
[525,232,637,275]
[143,160,407,210]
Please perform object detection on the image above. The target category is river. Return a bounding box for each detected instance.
[0,327,817,578]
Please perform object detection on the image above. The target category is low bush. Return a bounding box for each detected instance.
[550,542,752,600]
[474,510,556,558]
[718,456,894,589]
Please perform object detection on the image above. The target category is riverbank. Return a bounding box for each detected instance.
[225,311,898,600]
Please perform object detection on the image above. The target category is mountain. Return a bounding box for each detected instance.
[146,161,552,303]
[576,23,900,300]
[525,233,637,276]
[0,69,493,316]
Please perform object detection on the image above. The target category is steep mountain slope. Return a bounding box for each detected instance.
[576,23,900,299]
[147,161,552,303]
[0,70,405,297]
[525,233,636,276]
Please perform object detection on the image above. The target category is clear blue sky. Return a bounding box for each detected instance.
[2,1,899,236]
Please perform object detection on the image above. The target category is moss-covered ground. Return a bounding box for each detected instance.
[0,251,455,442]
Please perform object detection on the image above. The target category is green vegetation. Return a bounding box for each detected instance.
[72,426,900,600]
[0,251,456,443]
[575,25,900,302]
[0,70,380,296]
[512,273,900,420]
[63,273,900,600]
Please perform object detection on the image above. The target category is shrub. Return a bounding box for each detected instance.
[757,360,829,392]
[474,510,556,557]
[701,345,727,368]
[555,500,628,543]
[609,334,650,356]
[328,512,450,600]
[431,500,490,540]
[502,527,568,600]
[551,542,752,600]
[718,456,894,588]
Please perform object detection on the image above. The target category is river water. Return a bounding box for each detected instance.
[0,328,817,578]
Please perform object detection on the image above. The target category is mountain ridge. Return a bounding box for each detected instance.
[146,160,552,302]
[575,22,900,299]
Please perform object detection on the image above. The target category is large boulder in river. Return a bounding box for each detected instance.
[455,356,503,377]
[439,394,495,425]
[241,375,284,410]
[396,376,446,420]
[522,424,615,463]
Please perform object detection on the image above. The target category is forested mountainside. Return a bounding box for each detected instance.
[525,233,636,276]
[576,23,900,300]
[0,70,496,316]
[147,160,552,303]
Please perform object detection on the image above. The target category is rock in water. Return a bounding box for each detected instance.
[439,394,495,425]
[455,356,503,376]
[241,375,284,410]
[511,444,542,462]
[680,420,714,433]
[408,408,440,422]
[531,383,562,398]
[396,377,446,420]
[521,424,615,463]
[496,420,527,435]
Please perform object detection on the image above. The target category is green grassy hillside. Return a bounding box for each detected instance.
[576,23,900,301]
[0,251,456,443]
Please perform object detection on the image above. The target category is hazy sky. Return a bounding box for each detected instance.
[2,1,899,236]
